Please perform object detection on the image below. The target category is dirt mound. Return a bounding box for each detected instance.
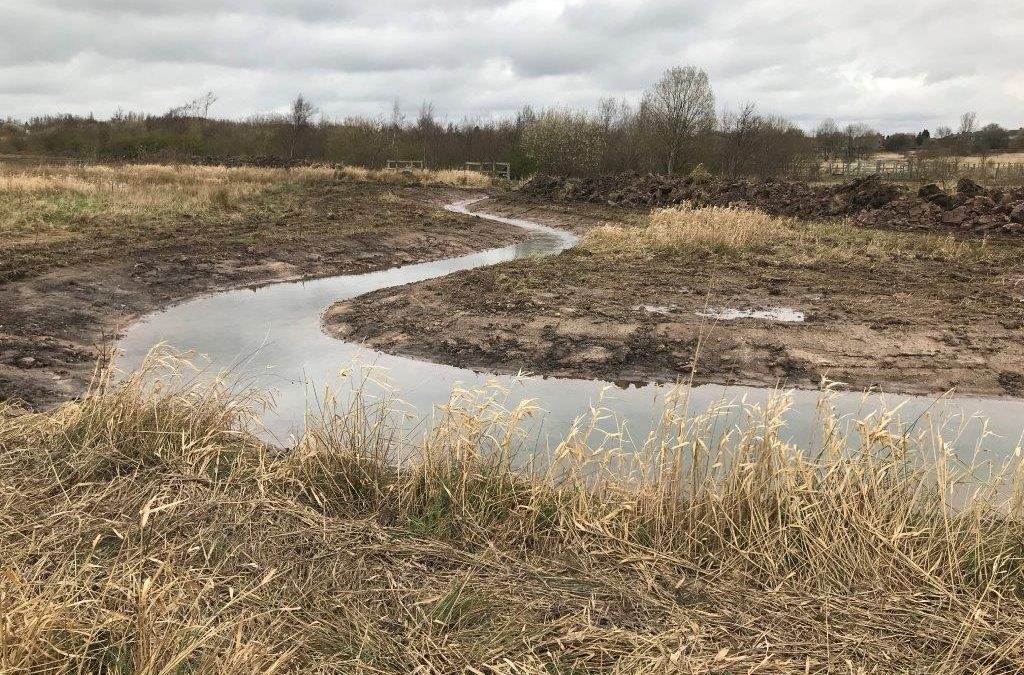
[855,179,1024,235]
[521,173,1024,236]
[521,173,904,220]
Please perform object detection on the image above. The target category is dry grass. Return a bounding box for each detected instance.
[0,163,335,239]
[584,204,790,254]
[2,352,1024,672]
[582,203,999,268]
[0,162,494,240]
[335,165,497,188]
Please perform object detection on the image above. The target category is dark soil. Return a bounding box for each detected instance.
[0,183,525,408]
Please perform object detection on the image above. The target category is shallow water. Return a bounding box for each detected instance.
[697,306,806,322]
[118,199,1024,461]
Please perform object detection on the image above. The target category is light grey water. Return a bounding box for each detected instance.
[118,198,1024,460]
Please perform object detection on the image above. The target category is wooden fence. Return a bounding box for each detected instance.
[384,160,424,171]
[464,161,511,180]
[820,159,1024,182]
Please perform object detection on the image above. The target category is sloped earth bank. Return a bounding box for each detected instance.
[0,183,525,408]
[522,173,1024,235]
[327,194,1024,398]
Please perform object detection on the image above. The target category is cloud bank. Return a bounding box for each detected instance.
[1,0,1021,131]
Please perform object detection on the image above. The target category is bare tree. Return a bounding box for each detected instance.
[416,100,439,162]
[597,97,620,134]
[642,66,716,174]
[194,91,218,117]
[289,94,318,159]
[814,118,843,161]
[956,111,977,156]
[842,123,878,162]
[166,91,218,119]
[720,102,761,177]
[389,98,406,151]
[521,108,606,176]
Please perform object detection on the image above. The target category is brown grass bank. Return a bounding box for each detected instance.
[1,354,1024,672]
[0,161,519,408]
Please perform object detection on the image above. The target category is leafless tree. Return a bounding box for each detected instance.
[720,102,761,176]
[289,94,318,159]
[166,91,218,119]
[642,66,716,174]
[521,108,606,176]
[956,111,977,156]
[416,100,440,162]
[842,123,878,162]
[814,118,843,161]
[958,111,977,137]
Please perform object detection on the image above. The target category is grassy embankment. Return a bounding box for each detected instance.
[0,162,494,280]
[1,351,1023,673]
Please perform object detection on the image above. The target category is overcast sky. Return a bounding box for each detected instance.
[2,0,1022,132]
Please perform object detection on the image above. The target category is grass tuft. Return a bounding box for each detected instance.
[2,354,1024,671]
[584,203,786,254]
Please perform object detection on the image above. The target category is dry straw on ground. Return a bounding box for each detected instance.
[584,204,787,254]
[2,351,1023,673]
[584,202,995,268]
[334,165,496,188]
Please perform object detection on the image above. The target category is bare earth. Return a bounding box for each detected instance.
[327,194,1024,398]
[0,184,524,408]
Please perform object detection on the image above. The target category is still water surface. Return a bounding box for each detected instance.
[118,199,1024,461]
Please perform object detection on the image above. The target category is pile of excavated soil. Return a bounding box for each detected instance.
[855,179,1024,235]
[521,174,1024,235]
[520,173,903,219]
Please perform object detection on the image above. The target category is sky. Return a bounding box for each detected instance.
[1,0,1022,133]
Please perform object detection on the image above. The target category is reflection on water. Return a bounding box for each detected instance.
[118,199,1024,462]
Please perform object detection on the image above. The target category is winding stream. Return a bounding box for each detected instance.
[118,198,1024,461]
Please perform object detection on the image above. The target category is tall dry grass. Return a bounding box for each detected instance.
[583,203,998,267]
[334,165,497,188]
[584,203,787,254]
[2,353,1024,672]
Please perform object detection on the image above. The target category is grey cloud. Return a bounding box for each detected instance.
[0,0,1021,131]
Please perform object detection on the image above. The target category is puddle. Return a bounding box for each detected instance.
[117,200,1024,462]
[697,307,806,322]
[634,304,677,315]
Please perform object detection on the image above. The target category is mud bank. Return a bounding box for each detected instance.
[0,184,525,408]
[327,195,1024,398]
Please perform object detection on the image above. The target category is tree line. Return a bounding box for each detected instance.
[2,67,1021,178]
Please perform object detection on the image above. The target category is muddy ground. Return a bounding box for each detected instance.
[327,194,1024,398]
[0,183,524,408]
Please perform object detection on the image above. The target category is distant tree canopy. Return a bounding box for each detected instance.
[3,83,1018,179]
[883,133,916,152]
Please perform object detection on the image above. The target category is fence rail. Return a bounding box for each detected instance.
[464,161,511,180]
[384,160,424,172]
[820,159,1024,182]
